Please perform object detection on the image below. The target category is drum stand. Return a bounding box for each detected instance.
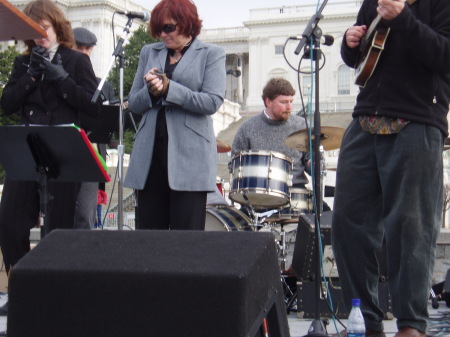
[243,195,299,312]
[278,219,298,313]
[242,194,280,228]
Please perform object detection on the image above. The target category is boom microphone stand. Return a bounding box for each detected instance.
[92,17,136,230]
[293,2,329,336]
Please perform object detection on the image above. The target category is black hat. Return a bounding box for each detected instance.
[73,27,97,47]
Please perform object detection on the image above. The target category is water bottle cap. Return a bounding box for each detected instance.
[352,298,361,306]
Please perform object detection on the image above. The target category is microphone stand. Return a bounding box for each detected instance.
[92,17,135,230]
[296,4,329,337]
[309,32,328,337]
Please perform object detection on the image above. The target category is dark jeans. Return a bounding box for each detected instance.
[94,204,102,228]
[136,159,207,230]
[332,119,443,332]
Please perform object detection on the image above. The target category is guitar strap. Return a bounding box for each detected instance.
[406,0,416,5]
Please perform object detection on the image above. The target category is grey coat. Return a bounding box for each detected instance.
[124,38,226,191]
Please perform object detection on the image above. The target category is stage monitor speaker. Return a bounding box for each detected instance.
[8,230,289,337]
[291,211,333,281]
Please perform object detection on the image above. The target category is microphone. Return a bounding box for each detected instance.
[290,34,334,46]
[116,10,150,21]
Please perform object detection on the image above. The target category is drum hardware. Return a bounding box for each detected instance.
[276,219,299,272]
[240,193,275,227]
[253,209,280,227]
[282,273,298,313]
[284,126,345,153]
[261,218,299,313]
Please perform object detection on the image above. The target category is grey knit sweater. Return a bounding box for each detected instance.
[231,111,309,186]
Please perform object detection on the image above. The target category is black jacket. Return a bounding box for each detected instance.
[1,45,101,127]
[341,0,450,136]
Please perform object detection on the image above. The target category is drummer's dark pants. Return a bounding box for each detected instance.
[0,177,80,274]
[332,119,442,333]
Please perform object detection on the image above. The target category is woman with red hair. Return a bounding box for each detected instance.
[124,0,226,230]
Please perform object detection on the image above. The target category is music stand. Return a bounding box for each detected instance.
[0,125,110,237]
[0,0,46,41]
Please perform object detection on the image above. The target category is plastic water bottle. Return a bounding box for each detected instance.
[347,298,365,337]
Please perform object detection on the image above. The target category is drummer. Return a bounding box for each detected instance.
[231,78,310,190]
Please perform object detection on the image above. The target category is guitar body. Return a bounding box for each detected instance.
[355,15,390,87]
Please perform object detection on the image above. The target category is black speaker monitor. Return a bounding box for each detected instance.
[8,230,289,337]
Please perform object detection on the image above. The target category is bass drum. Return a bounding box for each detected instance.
[205,205,254,231]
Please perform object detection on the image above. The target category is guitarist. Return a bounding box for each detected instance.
[331,1,450,337]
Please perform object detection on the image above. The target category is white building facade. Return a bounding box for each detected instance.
[199,1,362,114]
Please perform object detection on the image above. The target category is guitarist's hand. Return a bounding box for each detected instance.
[377,0,405,20]
[346,25,367,48]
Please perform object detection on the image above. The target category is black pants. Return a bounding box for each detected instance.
[0,177,80,273]
[136,161,207,230]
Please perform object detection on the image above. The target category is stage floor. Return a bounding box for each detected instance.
[0,293,447,336]
[0,242,448,336]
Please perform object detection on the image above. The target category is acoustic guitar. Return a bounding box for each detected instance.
[354,14,390,87]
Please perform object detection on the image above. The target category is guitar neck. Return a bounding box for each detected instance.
[366,14,383,39]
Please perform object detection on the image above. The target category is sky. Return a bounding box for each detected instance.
[132,0,319,29]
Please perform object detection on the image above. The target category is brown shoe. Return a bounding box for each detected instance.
[394,327,426,337]
[332,330,386,337]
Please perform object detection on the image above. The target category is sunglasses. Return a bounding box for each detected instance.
[162,23,178,34]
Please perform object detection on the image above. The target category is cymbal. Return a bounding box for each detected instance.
[285,126,345,152]
[216,139,231,153]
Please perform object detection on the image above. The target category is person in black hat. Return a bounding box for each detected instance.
[73,27,115,102]
[73,27,115,229]
[73,27,97,56]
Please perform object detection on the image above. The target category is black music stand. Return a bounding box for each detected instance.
[0,125,109,238]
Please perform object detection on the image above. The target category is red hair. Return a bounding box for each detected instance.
[149,0,202,39]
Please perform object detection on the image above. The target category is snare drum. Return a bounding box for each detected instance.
[229,150,292,208]
[205,205,254,231]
